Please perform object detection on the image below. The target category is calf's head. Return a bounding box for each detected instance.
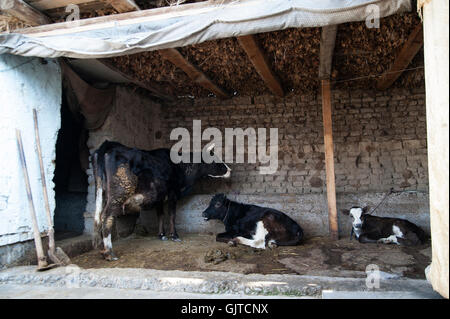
[202,193,229,221]
[342,206,369,229]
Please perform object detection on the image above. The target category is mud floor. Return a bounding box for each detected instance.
[72,234,431,279]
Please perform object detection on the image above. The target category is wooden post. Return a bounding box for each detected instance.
[321,79,338,240]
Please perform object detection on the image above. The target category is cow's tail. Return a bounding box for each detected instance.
[92,152,104,249]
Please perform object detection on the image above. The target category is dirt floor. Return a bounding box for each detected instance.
[72,233,431,279]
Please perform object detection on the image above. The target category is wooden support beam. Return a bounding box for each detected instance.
[103,0,226,99]
[319,25,338,79]
[98,59,175,101]
[237,35,284,97]
[0,0,50,26]
[376,23,423,90]
[321,79,338,240]
[159,48,229,99]
[104,0,140,13]
[28,0,97,11]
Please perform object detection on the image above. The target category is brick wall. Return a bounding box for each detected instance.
[161,87,428,196]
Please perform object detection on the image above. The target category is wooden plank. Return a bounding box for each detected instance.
[376,23,423,90]
[159,48,229,99]
[28,0,97,11]
[105,0,140,13]
[321,79,338,240]
[319,25,338,79]
[0,0,50,26]
[237,34,284,97]
[13,0,239,36]
[98,58,175,101]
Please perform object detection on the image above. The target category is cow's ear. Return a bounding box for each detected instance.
[342,209,350,216]
[362,206,370,214]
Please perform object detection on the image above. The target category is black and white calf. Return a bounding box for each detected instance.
[342,206,427,246]
[202,194,304,249]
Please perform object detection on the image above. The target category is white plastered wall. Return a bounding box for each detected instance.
[0,54,61,247]
[422,0,449,299]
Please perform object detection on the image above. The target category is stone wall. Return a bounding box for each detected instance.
[140,87,430,237]
[161,88,428,195]
[84,86,430,239]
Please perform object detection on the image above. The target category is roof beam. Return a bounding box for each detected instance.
[319,25,338,80]
[98,58,175,101]
[104,0,140,13]
[0,0,50,26]
[28,0,97,11]
[101,0,227,99]
[237,34,284,97]
[159,48,229,99]
[376,23,423,90]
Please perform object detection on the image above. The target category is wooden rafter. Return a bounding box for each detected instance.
[28,0,97,11]
[0,0,50,26]
[104,0,140,13]
[101,0,228,99]
[98,59,175,101]
[376,23,423,90]
[319,25,338,79]
[159,48,229,99]
[237,35,284,97]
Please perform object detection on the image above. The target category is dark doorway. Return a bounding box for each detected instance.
[53,92,88,240]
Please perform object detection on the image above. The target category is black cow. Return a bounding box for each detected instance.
[342,206,427,246]
[202,194,304,249]
[92,141,231,260]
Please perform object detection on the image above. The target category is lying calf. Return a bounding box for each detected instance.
[342,206,427,246]
[202,194,304,249]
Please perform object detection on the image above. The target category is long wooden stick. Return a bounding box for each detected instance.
[321,79,339,240]
[33,109,55,255]
[16,129,48,269]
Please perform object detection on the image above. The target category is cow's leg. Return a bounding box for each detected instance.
[377,235,400,245]
[233,221,268,249]
[100,153,119,260]
[216,232,234,243]
[358,233,380,244]
[156,201,167,240]
[101,215,118,261]
[168,193,180,241]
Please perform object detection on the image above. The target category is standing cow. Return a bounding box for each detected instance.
[92,141,231,260]
[342,206,427,246]
[202,194,304,249]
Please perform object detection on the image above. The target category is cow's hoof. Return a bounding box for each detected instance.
[227,240,237,247]
[104,252,119,261]
[170,236,181,242]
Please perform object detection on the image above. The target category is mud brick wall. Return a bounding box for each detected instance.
[160,87,428,195]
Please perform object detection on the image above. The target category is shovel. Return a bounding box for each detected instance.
[33,109,71,266]
[16,129,55,271]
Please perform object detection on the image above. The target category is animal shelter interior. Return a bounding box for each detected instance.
[0,0,448,298]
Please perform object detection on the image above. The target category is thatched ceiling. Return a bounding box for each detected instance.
[107,11,424,98]
[2,1,424,99]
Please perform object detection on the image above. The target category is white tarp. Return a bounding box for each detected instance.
[0,0,411,59]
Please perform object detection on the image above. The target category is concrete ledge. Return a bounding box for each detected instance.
[0,266,436,298]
